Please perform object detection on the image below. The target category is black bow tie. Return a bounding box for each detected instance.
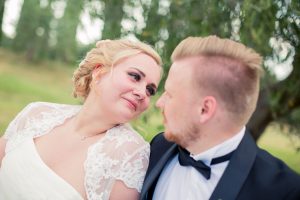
[178,146,235,179]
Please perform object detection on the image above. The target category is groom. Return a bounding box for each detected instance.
[140,36,300,200]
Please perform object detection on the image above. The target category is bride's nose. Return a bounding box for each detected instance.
[132,86,146,100]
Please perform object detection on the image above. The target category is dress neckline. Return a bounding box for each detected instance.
[28,138,85,199]
[30,104,114,199]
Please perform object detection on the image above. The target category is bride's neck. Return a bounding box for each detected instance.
[72,102,115,136]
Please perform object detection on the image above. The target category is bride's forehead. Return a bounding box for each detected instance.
[116,53,157,67]
[116,55,160,74]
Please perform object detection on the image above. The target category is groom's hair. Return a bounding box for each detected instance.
[171,36,263,125]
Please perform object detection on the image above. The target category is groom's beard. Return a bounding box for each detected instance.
[163,123,200,148]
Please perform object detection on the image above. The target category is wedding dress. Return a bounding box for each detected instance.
[0,102,150,200]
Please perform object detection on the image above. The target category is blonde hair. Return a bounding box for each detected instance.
[172,36,263,124]
[73,39,162,99]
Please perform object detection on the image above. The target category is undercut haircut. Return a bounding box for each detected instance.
[171,36,263,124]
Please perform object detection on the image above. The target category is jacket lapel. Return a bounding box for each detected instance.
[140,143,178,200]
[209,131,257,200]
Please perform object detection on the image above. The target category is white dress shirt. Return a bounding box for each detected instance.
[153,127,245,200]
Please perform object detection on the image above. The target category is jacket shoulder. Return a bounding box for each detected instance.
[147,133,175,172]
[239,148,300,199]
[150,132,174,151]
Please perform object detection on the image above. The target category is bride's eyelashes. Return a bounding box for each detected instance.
[128,72,141,81]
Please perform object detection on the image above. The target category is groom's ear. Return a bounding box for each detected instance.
[198,96,217,123]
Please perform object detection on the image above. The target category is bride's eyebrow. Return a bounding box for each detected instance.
[131,67,145,77]
[130,67,158,89]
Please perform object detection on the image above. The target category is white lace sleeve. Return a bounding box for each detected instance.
[84,124,150,200]
[3,103,36,140]
[115,143,150,192]
[3,102,80,154]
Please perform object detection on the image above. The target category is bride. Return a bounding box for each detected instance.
[0,39,162,200]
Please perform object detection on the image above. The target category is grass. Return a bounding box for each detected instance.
[0,48,79,132]
[0,48,299,173]
[258,125,300,173]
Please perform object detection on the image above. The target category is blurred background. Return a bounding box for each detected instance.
[0,0,299,173]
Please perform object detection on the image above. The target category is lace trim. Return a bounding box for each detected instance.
[84,125,150,200]
[117,144,150,191]
[4,102,150,200]
[5,102,80,153]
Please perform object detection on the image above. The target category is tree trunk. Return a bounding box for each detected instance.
[101,0,124,39]
[248,46,300,141]
[138,0,160,45]
[56,0,84,62]
[247,89,273,140]
[12,0,40,53]
[0,0,6,46]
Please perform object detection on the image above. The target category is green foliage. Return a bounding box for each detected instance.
[240,0,276,54]
[12,0,53,61]
[12,0,41,52]
[137,0,234,87]
[55,0,85,62]
[0,0,5,45]
[102,0,124,39]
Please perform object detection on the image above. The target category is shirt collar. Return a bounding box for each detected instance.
[190,127,245,165]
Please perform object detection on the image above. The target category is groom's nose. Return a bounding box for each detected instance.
[156,92,166,109]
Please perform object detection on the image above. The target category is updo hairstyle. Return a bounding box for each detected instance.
[72,39,162,100]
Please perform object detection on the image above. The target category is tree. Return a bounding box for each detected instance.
[137,0,161,45]
[137,0,300,141]
[0,0,5,46]
[12,0,53,61]
[139,0,234,88]
[55,0,85,62]
[101,0,124,39]
[33,0,54,60]
[12,0,40,52]
[241,0,300,140]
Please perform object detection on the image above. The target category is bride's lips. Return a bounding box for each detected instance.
[123,98,137,111]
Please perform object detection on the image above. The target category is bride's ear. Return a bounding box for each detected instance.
[92,64,103,84]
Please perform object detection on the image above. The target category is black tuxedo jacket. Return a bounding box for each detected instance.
[140,130,300,200]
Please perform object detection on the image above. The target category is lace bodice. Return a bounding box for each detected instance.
[3,102,150,200]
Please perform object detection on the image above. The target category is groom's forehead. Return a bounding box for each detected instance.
[169,59,198,78]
